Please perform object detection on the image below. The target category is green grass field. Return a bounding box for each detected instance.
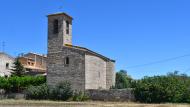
[0,100,189,107]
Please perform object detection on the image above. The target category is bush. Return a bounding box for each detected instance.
[49,81,73,101]
[114,70,132,89]
[25,81,74,101]
[134,73,190,103]
[72,91,89,101]
[25,84,49,100]
[0,76,46,93]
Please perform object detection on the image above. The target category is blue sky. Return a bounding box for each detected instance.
[0,0,190,79]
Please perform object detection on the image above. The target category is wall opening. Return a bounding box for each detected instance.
[53,19,59,34]
[64,57,69,65]
[66,21,69,34]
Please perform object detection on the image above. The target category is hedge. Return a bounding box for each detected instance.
[134,74,190,103]
[0,76,46,93]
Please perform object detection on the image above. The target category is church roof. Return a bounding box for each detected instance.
[65,45,115,62]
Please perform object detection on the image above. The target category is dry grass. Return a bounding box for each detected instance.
[0,100,189,107]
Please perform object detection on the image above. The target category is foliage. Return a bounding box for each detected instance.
[0,76,46,93]
[49,81,73,101]
[114,70,132,89]
[11,58,25,77]
[72,91,89,101]
[26,81,74,101]
[134,72,190,103]
[25,84,49,100]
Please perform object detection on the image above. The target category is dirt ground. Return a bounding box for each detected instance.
[0,100,189,107]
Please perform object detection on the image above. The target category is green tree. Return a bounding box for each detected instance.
[115,70,132,89]
[11,58,25,77]
[134,71,190,103]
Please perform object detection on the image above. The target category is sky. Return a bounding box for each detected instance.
[0,0,190,79]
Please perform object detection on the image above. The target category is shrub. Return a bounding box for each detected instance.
[114,70,132,89]
[0,77,10,91]
[72,91,89,101]
[25,84,49,100]
[49,81,73,101]
[134,73,190,103]
[0,76,46,93]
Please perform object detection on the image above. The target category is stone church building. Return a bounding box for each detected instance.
[47,12,115,91]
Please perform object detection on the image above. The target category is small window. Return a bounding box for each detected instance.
[66,21,69,34]
[64,57,69,65]
[53,19,59,34]
[28,62,30,65]
[6,63,9,69]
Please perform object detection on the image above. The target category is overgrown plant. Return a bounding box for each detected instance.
[0,76,46,93]
[134,72,190,103]
[72,91,89,101]
[25,84,49,100]
[49,81,73,101]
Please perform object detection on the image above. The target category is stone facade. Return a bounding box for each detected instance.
[86,89,135,101]
[47,47,86,91]
[0,52,15,77]
[85,54,107,89]
[47,12,115,91]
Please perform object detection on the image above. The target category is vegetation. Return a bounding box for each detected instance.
[114,70,133,89]
[26,81,88,101]
[26,84,49,100]
[134,71,190,103]
[72,91,90,101]
[0,76,46,93]
[11,58,25,77]
[1,100,189,107]
[49,82,73,101]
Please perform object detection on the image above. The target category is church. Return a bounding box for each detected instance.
[47,12,115,91]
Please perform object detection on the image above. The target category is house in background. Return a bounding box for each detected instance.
[18,52,47,76]
[0,52,15,77]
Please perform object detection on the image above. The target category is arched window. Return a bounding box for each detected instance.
[53,19,59,34]
[64,57,69,65]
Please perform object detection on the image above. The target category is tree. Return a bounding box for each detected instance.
[11,58,25,77]
[115,70,132,89]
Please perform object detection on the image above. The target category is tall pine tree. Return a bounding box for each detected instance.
[12,58,25,77]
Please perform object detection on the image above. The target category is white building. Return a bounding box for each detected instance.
[0,52,15,77]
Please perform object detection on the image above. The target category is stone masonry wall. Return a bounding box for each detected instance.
[48,15,64,53]
[86,89,135,101]
[106,61,115,89]
[48,15,72,53]
[47,46,85,91]
[85,54,107,89]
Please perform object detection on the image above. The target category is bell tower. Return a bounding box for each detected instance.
[48,12,73,53]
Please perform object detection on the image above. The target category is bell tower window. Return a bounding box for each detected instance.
[66,21,69,34]
[53,19,59,34]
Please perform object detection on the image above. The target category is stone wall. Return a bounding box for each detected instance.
[85,54,107,89]
[86,89,135,101]
[47,46,86,91]
[106,61,115,89]
[48,14,73,53]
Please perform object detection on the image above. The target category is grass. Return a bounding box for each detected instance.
[0,100,189,107]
